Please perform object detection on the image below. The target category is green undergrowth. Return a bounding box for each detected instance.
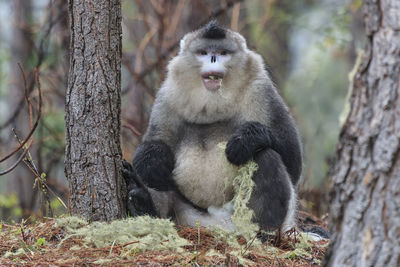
[51,215,322,265]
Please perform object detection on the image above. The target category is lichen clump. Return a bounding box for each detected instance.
[218,142,259,238]
[56,216,189,254]
[231,160,259,236]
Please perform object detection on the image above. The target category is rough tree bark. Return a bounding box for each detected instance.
[326,1,400,266]
[66,0,125,221]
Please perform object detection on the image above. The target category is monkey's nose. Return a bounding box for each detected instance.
[211,55,216,63]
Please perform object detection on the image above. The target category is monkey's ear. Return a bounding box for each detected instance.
[233,33,248,50]
[179,38,186,53]
[178,32,196,54]
[178,33,193,54]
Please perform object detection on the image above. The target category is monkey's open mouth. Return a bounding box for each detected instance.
[201,72,224,91]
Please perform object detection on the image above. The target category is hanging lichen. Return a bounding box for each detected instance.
[230,160,259,237]
[217,142,259,237]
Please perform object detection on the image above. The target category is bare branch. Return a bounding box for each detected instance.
[0,68,42,164]
[0,139,33,176]
[122,122,142,137]
[0,0,63,130]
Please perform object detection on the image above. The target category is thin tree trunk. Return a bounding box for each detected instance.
[65,0,125,221]
[325,1,400,266]
[6,0,36,218]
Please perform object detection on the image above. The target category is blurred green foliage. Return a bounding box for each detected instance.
[285,49,349,188]
[50,198,66,217]
[0,193,23,221]
[36,109,65,154]
[282,1,360,189]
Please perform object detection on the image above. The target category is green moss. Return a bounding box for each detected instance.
[231,161,259,239]
[56,216,189,255]
[92,258,113,264]
[280,232,326,263]
[56,216,88,231]
[218,142,260,239]
[4,248,25,258]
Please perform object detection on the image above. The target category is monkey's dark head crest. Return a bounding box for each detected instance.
[202,20,226,39]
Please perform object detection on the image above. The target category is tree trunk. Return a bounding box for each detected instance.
[326,1,400,266]
[65,0,125,221]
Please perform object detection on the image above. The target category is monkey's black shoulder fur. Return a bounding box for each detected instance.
[225,121,273,165]
[132,140,176,191]
[202,20,226,39]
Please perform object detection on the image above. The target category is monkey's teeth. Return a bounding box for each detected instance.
[202,72,224,91]
[208,75,220,80]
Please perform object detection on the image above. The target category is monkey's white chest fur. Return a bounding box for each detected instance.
[173,143,239,209]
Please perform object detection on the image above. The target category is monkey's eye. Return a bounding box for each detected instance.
[220,50,228,56]
[197,50,207,56]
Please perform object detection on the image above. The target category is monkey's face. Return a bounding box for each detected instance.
[163,22,262,123]
[196,49,230,92]
[192,37,247,92]
[173,25,249,93]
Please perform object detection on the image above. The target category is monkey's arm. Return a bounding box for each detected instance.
[225,121,273,166]
[226,85,302,185]
[132,95,182,191]
[132,140,176,190]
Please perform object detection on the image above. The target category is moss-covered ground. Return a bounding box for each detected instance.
[0,211,328,266]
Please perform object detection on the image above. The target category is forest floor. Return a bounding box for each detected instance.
[0,211,329,266]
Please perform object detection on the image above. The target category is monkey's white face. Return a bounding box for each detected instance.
[195,50,232,91]
[162,28,264,124]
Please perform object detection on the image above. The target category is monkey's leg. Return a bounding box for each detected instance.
[123,160,235,229]
[248,149,296,232]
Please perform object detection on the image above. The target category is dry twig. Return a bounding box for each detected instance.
[0,0,64,130]
[0,67,42,175]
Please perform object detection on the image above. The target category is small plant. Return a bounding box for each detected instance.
[196,221,201,246]
[288,251,296,259]
[35,237,46,248]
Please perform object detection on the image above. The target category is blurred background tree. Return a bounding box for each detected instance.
[0,0,364,222]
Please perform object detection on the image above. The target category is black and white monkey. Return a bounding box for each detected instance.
[123,21,302,232]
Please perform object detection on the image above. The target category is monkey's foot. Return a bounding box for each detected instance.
[127,187,157,217]
[207,202,235,231]
[122,159,158,217]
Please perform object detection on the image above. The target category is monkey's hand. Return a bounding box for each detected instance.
[132,140,176,191]
[226,122,272,165]
[127,188,158,217]
[122,160,138,191]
